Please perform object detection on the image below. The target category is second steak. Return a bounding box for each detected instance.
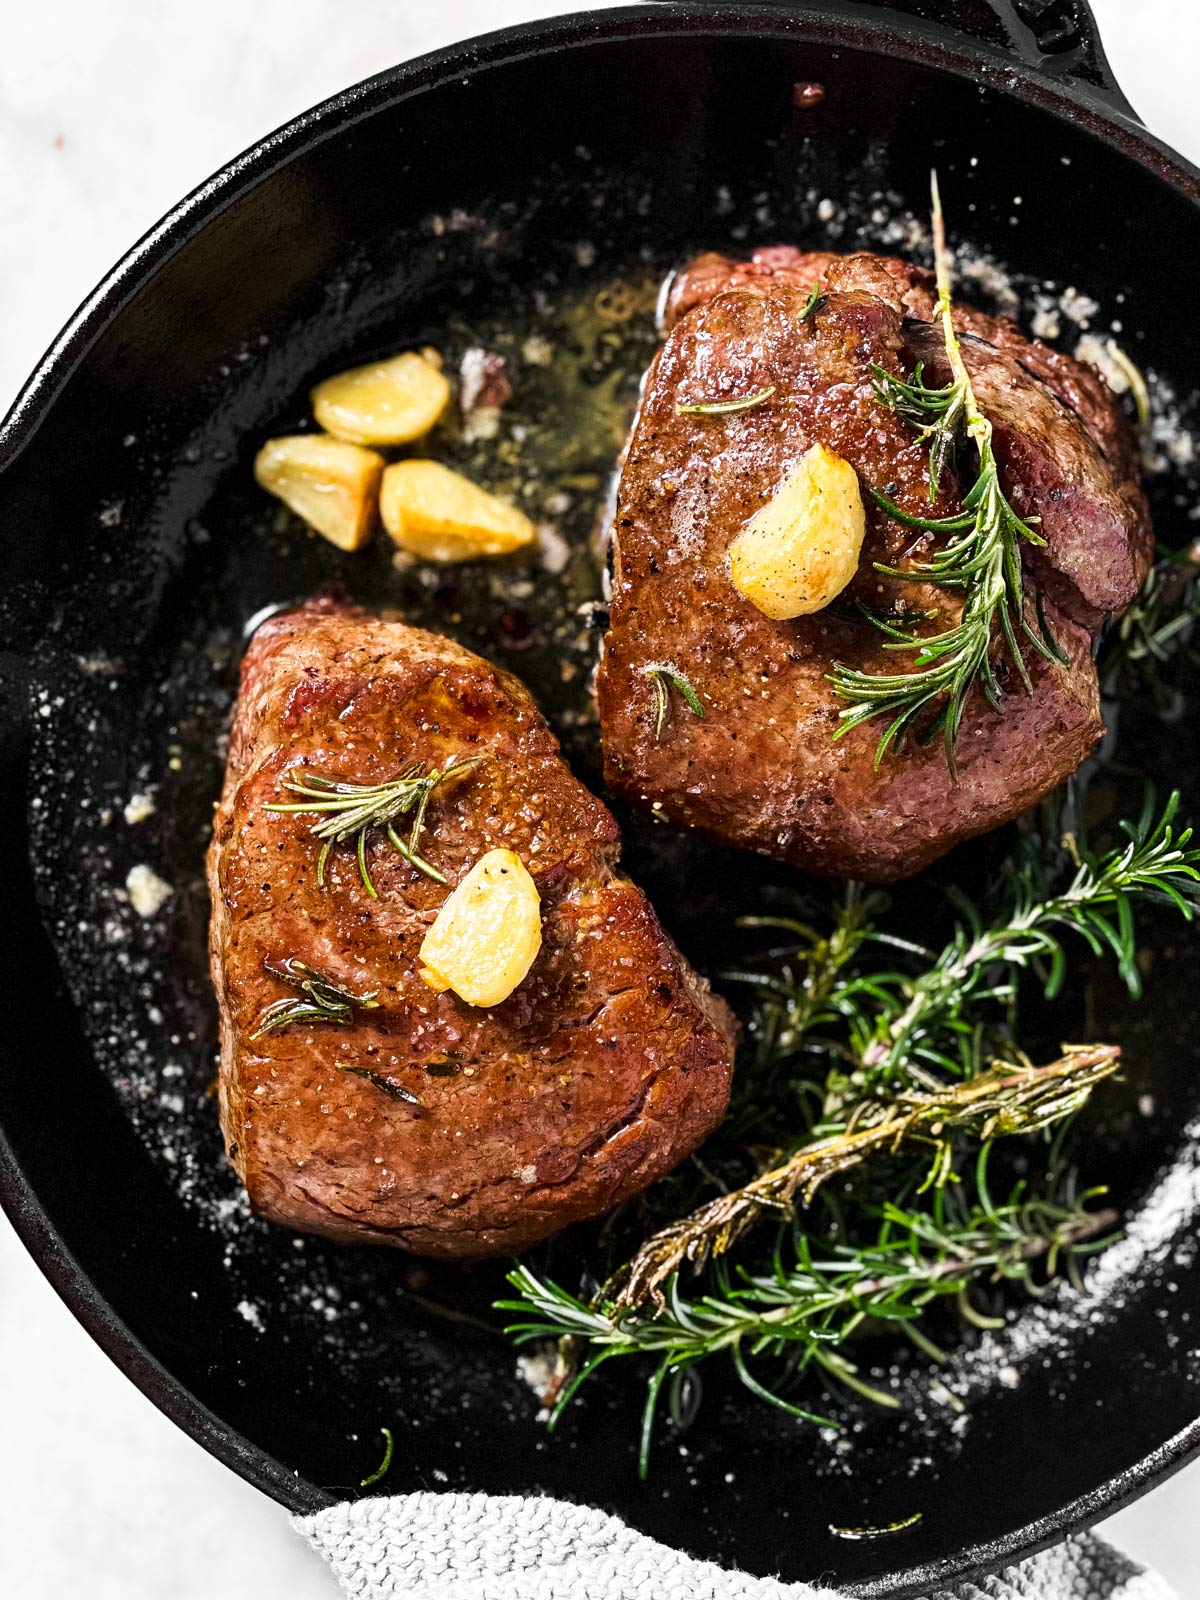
[597,250,1150,881]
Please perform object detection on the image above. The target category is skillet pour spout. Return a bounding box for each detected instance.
[1,5,1199,1598]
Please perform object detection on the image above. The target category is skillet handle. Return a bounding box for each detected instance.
[894,0,1138,118]
[647,1,1140,122]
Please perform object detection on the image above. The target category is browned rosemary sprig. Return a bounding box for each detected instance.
[829,172,1064,775]
[263,753,481,897]
[641,662,705,740]
[604,1045,1118,1312]
[251,958,380,1040]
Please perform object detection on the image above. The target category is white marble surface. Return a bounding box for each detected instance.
[2,3,1199,1595]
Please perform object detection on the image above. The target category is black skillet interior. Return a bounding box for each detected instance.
[3,6,1200,1594]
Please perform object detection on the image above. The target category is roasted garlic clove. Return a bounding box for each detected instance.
[418,849,542,1007]
[380,460,536,564]
[728,441,866,619]
[311,350,451,446]
[254,434,384,551]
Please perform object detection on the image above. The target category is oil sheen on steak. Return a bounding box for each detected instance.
[208,600,736,1258]
[597,249,1152,881]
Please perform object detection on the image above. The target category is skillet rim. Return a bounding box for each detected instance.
[2,5,1200,1592]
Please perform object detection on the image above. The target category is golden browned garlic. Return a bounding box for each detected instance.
[728,441,866,620]
[418,849,542,1007]
[311,350,450,446]
[253,434,384,551]
[380,460,537,564]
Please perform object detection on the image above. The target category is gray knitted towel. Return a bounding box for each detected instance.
[295,1493,1176,1600]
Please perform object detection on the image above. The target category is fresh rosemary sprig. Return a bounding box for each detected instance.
[642,662,705,740]
[251,958,380,1040]
[1101,540,1200,708]
[611,791,1197,1296]
[869,360,963,499]
[829,173,1062,774]
[498,791,1199,1443]
[676,384,776,416]
[502,1163,1115,1477]
[264,754,480,896]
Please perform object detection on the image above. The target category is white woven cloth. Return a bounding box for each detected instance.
[294,1493,1176,1600]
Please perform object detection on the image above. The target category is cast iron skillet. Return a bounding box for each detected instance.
[3,3,1200,1593]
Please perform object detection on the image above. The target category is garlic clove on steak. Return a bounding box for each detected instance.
[418,848,542,1007]
[311,349,450,446]
[728,441,866,619]
[253,434,384,551]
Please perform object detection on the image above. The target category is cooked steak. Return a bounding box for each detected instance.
[208,600,736,1258]
[597,250,1152,881]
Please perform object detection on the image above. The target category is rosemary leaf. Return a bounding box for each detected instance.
[642,662,705,740]
[676,385,776,416]
[251,959,379,1040]
[830,1513,924,1541]
[335,1063,422,1107]
[265,753,480,893]
[1107,341,1151,438]
[1100,539,1200,709]
[830,172,1061,775]
[798,279,823,323]
[869,358,964,499]
[359,1426,394,1488]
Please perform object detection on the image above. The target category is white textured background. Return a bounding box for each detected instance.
[1,3,1198,1596]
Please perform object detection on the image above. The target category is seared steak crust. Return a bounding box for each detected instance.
[209,600,736,1258]
[598,250,1151,881]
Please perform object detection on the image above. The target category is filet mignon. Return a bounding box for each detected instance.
[597,249,1152,881]
[208,600,736,1258]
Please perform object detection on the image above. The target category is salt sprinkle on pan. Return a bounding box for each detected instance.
[236,1299,266,1334]
[537,523,571,575]
[123,791,156,825]
[125,864,173,918]
[1059,285,1100,327]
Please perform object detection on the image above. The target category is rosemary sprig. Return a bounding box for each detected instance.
[502,791,1199,1413]
[676,384,776,416]
[844,786,1200,1089]
[264,754,480,896]
[614,793,1196,1305]
[609,1046,1117,1310]
[251,958,380,1040]
[502,1167,1115,1476]
[642,662,705,740]
[829,173,1062,774]
[869,360,963,499]
[1101,540,1200,708]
